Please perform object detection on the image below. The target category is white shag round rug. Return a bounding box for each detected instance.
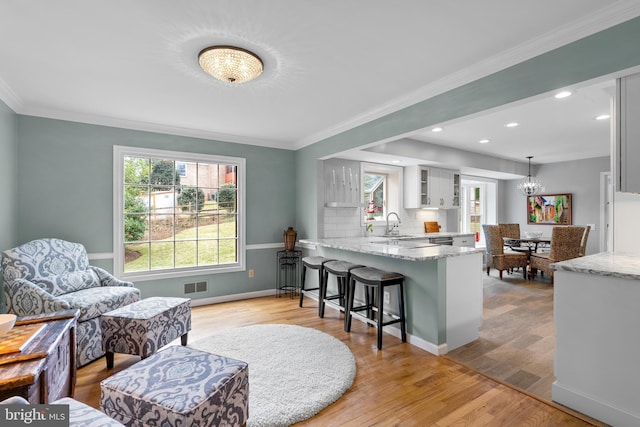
[189,324,356,427]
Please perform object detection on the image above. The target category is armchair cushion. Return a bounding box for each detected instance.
[33,269,102,296]
[58,286,141,322]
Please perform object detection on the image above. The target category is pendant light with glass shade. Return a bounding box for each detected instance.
[517,156,545,196]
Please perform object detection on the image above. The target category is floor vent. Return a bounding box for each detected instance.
[196,281,207,292]
[184,281,208,294]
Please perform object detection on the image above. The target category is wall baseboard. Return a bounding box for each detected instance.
[190,289,276,307]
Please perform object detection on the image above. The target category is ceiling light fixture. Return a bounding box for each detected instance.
[505,122,519,128]
[517,156,545,196]
[555,91,572,99]
[198,45,263,84]
[479,139,490,144]
[595,114,610,120]
[431,127,443,132]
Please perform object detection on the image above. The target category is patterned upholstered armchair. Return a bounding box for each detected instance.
[482,224,528,279]
[529,226,585,284]
[2,238,141,366]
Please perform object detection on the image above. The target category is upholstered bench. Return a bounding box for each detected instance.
[1,396,125,427]
[101,296,191,368]
[100,345,249,427]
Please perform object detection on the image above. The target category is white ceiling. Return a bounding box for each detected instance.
[1,1,639,167]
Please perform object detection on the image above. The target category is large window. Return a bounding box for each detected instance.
[114,146,245,280]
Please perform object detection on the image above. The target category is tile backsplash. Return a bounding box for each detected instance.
[322,206,448,238]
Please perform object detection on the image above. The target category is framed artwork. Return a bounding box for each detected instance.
[527,193,572,225]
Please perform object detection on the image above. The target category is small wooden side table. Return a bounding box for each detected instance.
[0,309,79,404]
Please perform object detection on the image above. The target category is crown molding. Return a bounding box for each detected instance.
[0,75,23,112]
[293,1,640,150]
[16,106,293,150]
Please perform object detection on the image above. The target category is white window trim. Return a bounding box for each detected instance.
[113,145,246,281]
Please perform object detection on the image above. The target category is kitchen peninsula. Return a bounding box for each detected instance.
[299,234,483,355]
[552,253,640,427]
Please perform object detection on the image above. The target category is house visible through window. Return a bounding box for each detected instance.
[361,162,402,223]
[364,173,386,220]
[114,146,245,280]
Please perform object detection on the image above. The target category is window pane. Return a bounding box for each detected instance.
[150,159,178,188]
[177,186,201,213]
[149,215,174,241]
[175,214,196,240]
[150,242,174,270]
[175,241,197,268]
[124,242,149,272]
[219,239,237,264]
[124,157,150,184]
[218,214,237,238]
[198,240,219,265]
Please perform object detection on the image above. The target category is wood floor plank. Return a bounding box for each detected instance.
[73,293,603,426]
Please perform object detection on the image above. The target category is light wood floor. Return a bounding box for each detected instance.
[448,269,556,400]
[74,290,604,426]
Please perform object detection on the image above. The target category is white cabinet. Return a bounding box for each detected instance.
[452,235,475,248]
[617,72,640,193]
[404,166,460,209]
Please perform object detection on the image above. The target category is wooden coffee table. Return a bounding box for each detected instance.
[0,310,79,404]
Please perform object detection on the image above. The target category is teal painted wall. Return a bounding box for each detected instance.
[14,116,296,300]
[0,100,17,251]
[296,17,640,239]
[0,99,18,312]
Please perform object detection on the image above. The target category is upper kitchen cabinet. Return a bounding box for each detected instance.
[404,166,460,209]
[617,71,640,193]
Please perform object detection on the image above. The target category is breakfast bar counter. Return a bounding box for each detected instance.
[552,252,640,426]
[299,236,484,354]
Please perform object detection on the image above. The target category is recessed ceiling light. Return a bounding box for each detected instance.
[431,127,443,132]
[505,122,519,128]
[479,139,490,144]
[595,114,610,120]
[555,91,572,99]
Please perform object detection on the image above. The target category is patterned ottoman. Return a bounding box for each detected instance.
[102,296,191,369]
[100,345,249,427]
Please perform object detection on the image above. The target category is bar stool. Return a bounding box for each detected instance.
[345,266,407,350]
[320,260,363,327]
[299,256,334,316]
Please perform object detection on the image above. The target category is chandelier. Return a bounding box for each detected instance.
[198,46,263,84]
[517,156,545,196]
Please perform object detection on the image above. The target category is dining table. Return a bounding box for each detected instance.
[503,236,552,254]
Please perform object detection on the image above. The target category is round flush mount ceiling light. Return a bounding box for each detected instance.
[431,127,443,132]
[198,45,263,84]
[554,90,572,99]
[479,139,490,144]
[505,122,519,128]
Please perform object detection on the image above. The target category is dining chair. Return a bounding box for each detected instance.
[529,226,585,284]
[482,224,528,280]
[579,225,591,257]
[498,223,530,254]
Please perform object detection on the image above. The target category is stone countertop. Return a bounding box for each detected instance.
[552,252,640,280]
[299,237,483,261]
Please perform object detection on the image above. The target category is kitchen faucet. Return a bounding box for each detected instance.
[385,212,401,236]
